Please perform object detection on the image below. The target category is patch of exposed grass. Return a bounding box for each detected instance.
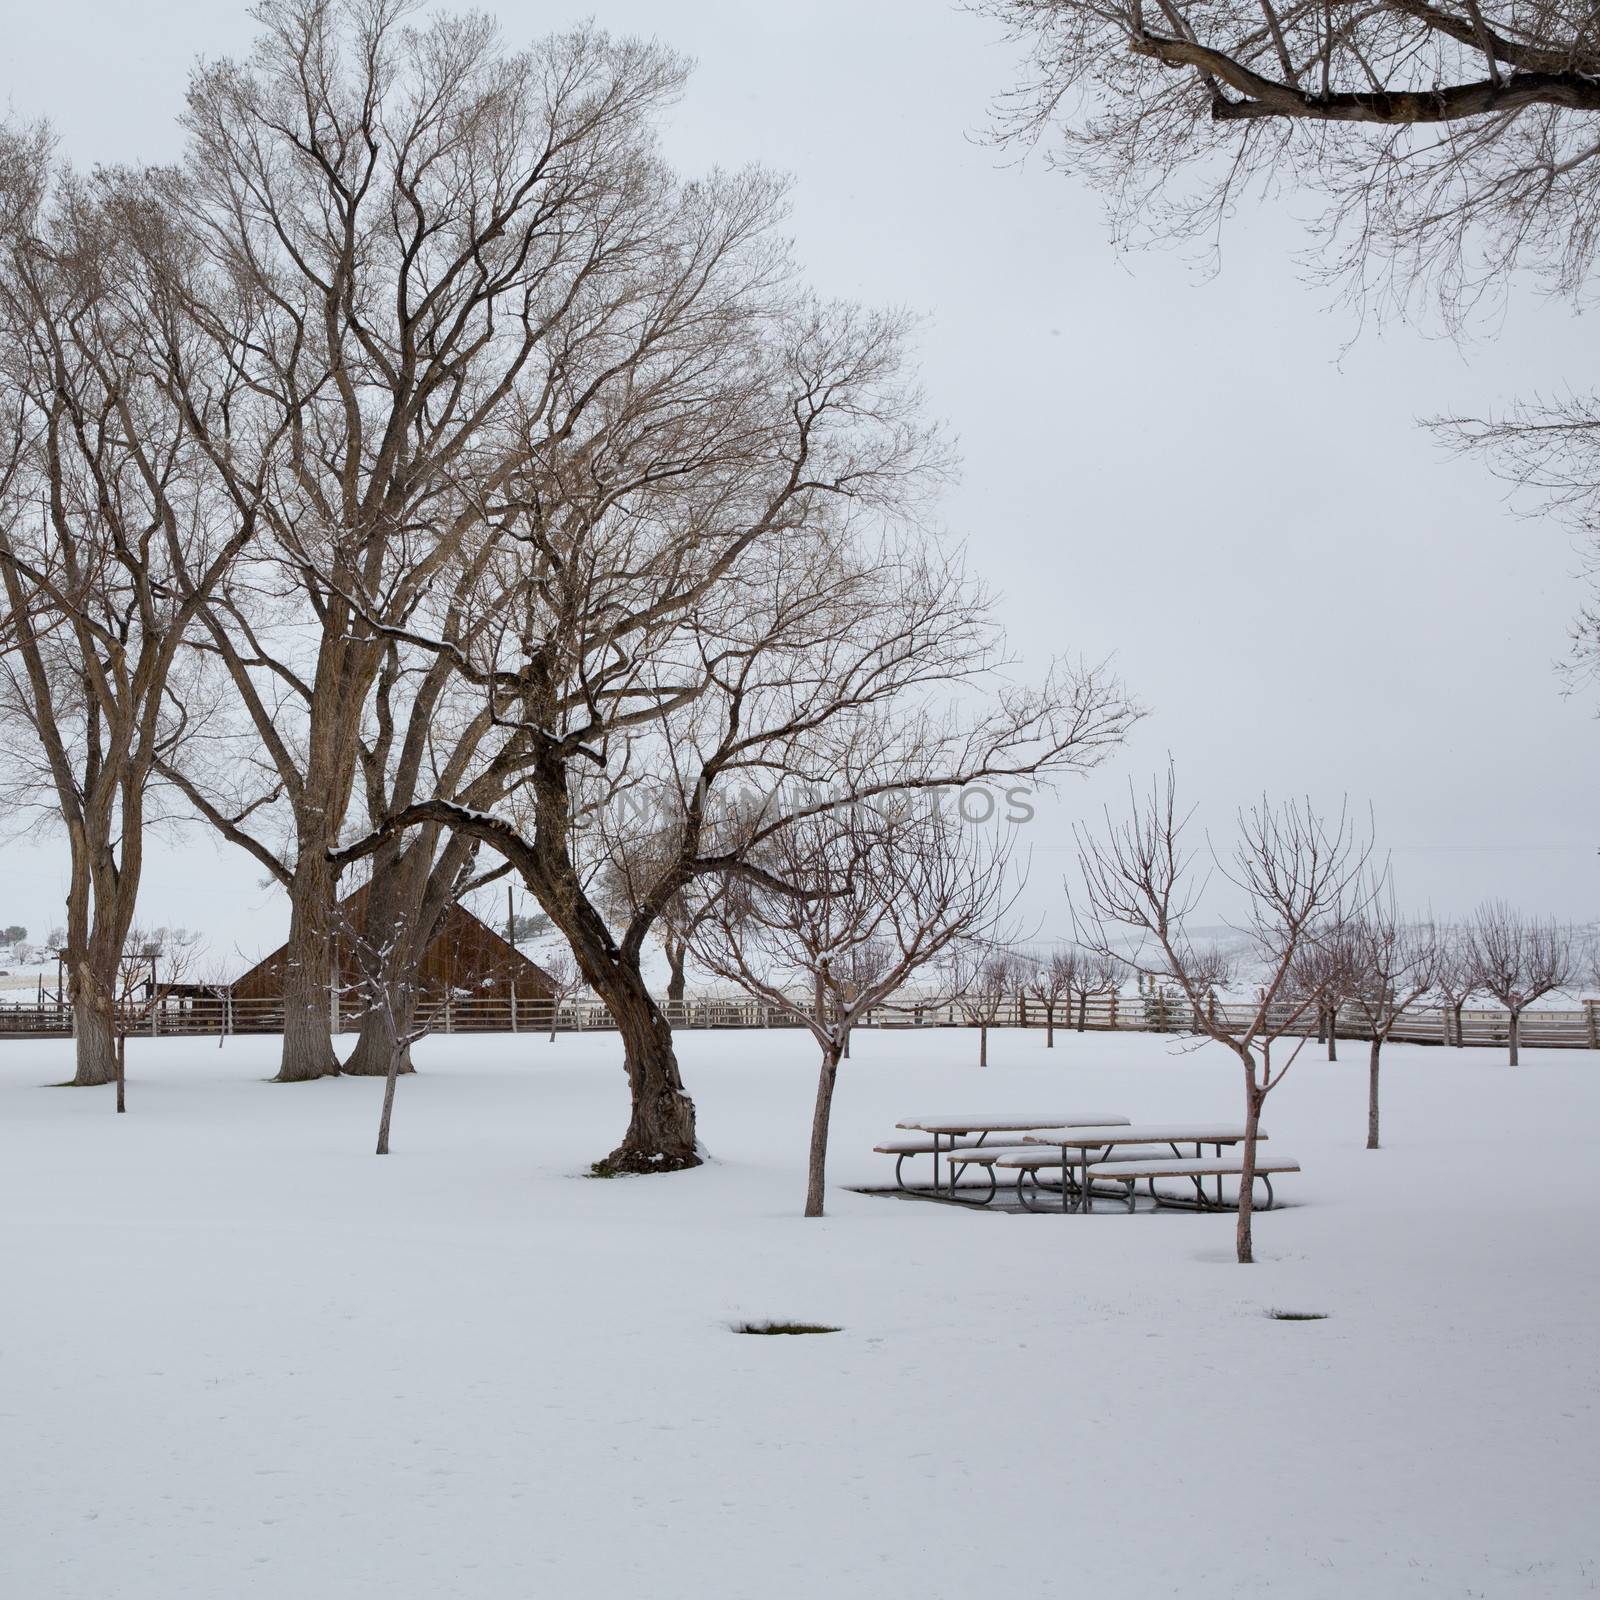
[733,1320,841,1336]
[1267,1309,1329,1322]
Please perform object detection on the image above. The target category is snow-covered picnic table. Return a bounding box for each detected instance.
[1003,1125,1270,1213]
[892,1114,1130,1197]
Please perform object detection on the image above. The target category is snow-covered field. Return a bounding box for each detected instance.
[1,1026,1595,1599]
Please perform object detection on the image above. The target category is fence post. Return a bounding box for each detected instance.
[1109,991,1119,1029]
[1586,999,1599,1050]
[510,989,518,1034]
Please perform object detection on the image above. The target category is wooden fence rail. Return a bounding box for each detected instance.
[2,991,1598,1047]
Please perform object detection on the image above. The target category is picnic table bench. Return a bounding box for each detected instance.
[1085,1155,1301,1212]
[940,1143,1170,1206]
[888,1114,1130,1200]
[1000,1126,1270,1213]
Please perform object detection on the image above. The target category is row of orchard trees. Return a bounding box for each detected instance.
[0,0,1139,1172]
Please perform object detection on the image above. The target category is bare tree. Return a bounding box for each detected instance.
[1345,892,1441,1148]
[0,136,252,1088]
[976,0,1600,324]
[135,5,699,1084]
[685,805,1015,1216]
[975,1,1600,656]
[1024,946,1077,1047]
[1291,918,1364,1061]
[948,945,1019,1067]
[331,899,432,1156]
[344,513,1137,1178]
[1075,768,1370,1263]
[539,949,587,1044]
[1067,948,1122,1032]
[1435,925,1481,1046]
[1465,900,1574,1064]
[110,925,205,1113]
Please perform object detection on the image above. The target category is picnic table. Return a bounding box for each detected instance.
[893,1114,1130,1198]
[1003,1125,1268,1212]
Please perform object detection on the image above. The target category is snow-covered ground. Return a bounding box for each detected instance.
[1,1026,1594,1598]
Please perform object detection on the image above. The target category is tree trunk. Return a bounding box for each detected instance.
[1046,1006,1055,1048]
[1508,1006,1521,1066]
[345,1002,418,1076]
[116,1031,126,1114]
[1326,1005,1338,1061]
[1076,993,1087,1032]
[1236,1078,1265,1265]
[589,958,698,1172]
[805,1043,843,1217]
[370,788,700,1171]
[1367,1035,1381,1149]
[340,851,422,1077]
[1452,998,1465,1047]
[69,961,119,1086]
[666,941,687,1010]
[376,1039,403,1154]
[275,855,341,1082]
[979,1022,988,1067]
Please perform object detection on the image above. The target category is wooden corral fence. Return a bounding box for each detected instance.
[3,989,1599,1047]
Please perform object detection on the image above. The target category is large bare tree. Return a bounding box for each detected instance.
[0,133,252,1086]
[139,3,698,1082]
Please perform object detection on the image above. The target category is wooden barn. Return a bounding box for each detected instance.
[229,887,557,1018]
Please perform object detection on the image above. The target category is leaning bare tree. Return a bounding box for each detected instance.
[686,803,1016,1216]
[1465,900,1574,1065]
[1344,888,1440,1148]
[1075,768,1370,1263]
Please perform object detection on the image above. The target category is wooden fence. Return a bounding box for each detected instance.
[2,989,1598,1047]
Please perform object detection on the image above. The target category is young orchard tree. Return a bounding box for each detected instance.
[1466,901,1574,1065]
[0,134,252,1087]
[540,949,586,1043]
[108,924,205,1113]
[948,943,1020,1067]
[685,805,1016,1216]
[1068,948,1122,1031]
[1345,890,1440,1149]
[1025,946,1077,1047]
[1435,927,1481,1046]
[1075,769,1371,1263]
[330,900,433,1157]
[1290,918,1364,1061]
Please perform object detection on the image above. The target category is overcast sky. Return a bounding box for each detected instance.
[3,0,1597,968]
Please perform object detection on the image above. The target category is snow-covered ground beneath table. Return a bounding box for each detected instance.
[1,1026,1595,1599]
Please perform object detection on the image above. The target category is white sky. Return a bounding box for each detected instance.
[3,0,1597,969]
